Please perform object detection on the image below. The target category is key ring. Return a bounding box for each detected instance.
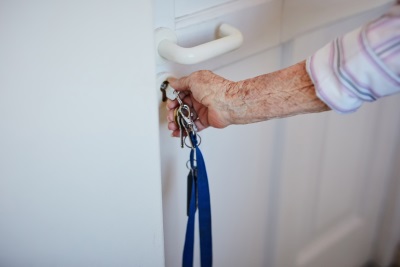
[186,159,197,170]
[184,134,201,149]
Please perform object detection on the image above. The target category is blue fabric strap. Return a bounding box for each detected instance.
[182,134,213,267]
[182,163,196,267]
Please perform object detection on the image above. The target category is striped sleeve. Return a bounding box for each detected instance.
[306,5,400,113]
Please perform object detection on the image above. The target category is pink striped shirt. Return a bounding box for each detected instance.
[306,4,400,113]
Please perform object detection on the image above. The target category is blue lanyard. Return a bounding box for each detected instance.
[182,134,213,267]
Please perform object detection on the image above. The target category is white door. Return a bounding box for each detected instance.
[0,1,164,266]
[154,1,400,267]
[155,1,284,266]
[276,2,400,267]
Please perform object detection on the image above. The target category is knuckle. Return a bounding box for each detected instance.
[191,70,212,80]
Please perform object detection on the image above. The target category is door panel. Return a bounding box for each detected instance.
[276,5,400,267]
[155,0,284,265]
[282,0,395,40]
[276,95,400,267]
[175,0,235,18]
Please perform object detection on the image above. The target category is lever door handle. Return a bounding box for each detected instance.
[155,24,243,65]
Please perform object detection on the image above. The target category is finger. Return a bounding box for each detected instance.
[166,92,190,109]
[171,130,180,137]
[166,110,175,123]
[194,119,207,132]
[177,90,190,99]
[168,121,178,130]
[179,94,193,107]
[166,99,179,110]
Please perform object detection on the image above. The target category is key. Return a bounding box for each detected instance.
[174,108,185,148]
[160,81,180,102]
[177,105,198,148]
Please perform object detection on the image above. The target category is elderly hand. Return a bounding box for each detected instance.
[166,70,237,137]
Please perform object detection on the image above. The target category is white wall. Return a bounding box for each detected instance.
[0,1,164,266]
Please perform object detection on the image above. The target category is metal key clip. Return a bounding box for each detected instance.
[178,104,198,133]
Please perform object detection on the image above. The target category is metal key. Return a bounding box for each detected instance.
[175,106,195,148]
[174,107,185,148]
[160,81,181,103]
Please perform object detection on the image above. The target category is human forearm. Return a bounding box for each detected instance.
[225,60,330,124]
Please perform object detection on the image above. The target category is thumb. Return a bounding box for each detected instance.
[168,76,191,91]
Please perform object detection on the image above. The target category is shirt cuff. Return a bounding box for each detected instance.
[306,6,400,114]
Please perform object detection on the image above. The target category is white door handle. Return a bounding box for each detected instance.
[155,24,243,65]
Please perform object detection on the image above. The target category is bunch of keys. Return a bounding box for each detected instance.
[161,80,201,217]
[160,81,199,148]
